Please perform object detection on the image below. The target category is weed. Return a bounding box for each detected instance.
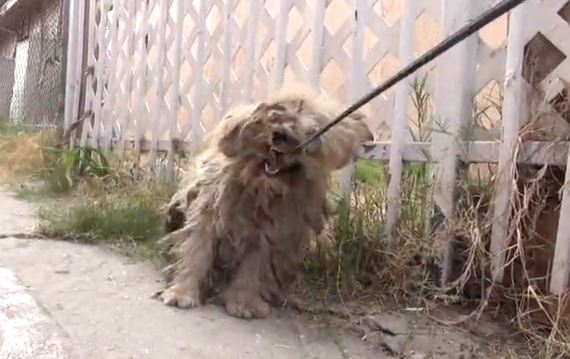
[0,116,176,253]
[354,159,385,184]
[38,145,112,193]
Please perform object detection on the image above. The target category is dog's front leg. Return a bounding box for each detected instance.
[222,248,270,319]
[160,225,214,309]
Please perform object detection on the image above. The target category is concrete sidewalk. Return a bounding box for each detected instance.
[0,266,68,359]
[0,236,386,359]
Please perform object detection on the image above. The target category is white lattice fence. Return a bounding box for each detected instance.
[63,0,570,295]
[65,0,513,168]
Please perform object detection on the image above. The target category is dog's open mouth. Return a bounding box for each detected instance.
[263,148,291,176]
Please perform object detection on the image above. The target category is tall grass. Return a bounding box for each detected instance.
[299,78,436,301]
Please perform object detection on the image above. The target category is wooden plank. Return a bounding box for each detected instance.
[91,139,570,167]
[358,141,570,165]
[490,1,529,282]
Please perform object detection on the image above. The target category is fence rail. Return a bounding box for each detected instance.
[10,0,570,296]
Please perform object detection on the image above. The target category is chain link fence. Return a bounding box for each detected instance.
[0,0,64,128]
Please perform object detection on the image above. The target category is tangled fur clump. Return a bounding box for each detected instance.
[157,84,373,319]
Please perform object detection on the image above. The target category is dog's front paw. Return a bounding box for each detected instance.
[223,289,270,319]
[160,286,201,309]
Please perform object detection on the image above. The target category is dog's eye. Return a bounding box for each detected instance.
[272,130,289,144]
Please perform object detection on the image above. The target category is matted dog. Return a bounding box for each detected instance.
[157,84,373,319]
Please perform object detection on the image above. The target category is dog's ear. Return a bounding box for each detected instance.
[218,116,247,157]
[348,111,374,142]
[302,129,322,154]
[348,111,366,122]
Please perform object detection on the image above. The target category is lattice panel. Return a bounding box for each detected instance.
[522,0,570,125]
[80,0,561,149]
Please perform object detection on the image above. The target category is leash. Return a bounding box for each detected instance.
[297,0,529,151]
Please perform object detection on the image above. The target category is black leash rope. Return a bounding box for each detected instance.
[297,0,529,150]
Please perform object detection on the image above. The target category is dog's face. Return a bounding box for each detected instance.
[218,101,322,180]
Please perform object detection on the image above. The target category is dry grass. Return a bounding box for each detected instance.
[290,79,570,358]
[0,119,58,183]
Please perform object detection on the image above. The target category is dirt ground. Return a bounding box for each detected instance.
[0,186,520,359]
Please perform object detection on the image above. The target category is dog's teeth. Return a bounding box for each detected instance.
[264,162,278,175]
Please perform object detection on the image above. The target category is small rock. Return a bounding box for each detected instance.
[364,331,407,355]
[380,334,405,355]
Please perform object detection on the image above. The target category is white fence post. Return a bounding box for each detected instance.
[63,0,86,143]
[220,0,235,113]
[116,0,137,160]
[103,1,120,152]
[384,0,417,242]
[271,0,291,90]
[242,0,260,103]
[131,0,152,168]
[166,0,186,181]
[551,151,570,294]
[337,0,365,196]
[490,0,530,284]
[79,0,100,147]
[309,0,326,87]
[431,0,480,285]
[90,0,110,148]
[190,0,209,148]
[147,0,170,173]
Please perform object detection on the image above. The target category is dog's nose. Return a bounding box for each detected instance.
[272,130,290,145]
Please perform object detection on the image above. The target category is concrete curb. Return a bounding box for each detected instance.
[0,267,68,359]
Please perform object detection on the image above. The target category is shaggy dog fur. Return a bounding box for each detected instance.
[157,84,373,319]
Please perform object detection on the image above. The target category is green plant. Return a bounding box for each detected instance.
[354,159,386,184]
[39,145,111,192]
